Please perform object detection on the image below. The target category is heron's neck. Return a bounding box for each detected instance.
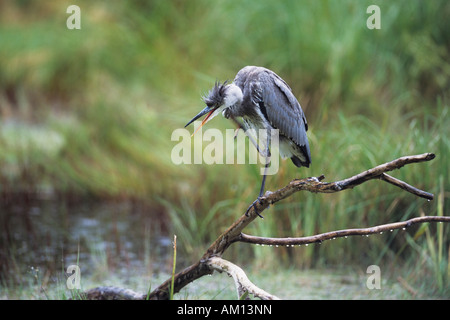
[224,84,243,108]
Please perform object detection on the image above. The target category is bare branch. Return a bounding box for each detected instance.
[207,257,280,300]
[147,153,438,299]
[380,173,433,200]
[144,153,438,299]
[85,153,442,300]
[237,216,450,246]
[251,153,436,218]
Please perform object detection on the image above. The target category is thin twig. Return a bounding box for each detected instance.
[380,173,434,200]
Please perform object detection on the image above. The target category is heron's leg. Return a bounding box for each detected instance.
[258,152,270,197]
[245,132,271,218]
[244,160,269,218]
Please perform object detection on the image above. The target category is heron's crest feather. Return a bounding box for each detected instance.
[203,80,229,107]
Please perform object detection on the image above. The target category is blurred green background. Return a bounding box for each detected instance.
[0,0,449,298]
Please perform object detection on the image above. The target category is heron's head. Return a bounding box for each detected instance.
[185,81,243,135]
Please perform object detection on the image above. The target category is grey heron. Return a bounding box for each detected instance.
[185,66,311,217]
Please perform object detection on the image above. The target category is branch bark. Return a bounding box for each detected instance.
[84,153,445,300]
[238,216,450,246]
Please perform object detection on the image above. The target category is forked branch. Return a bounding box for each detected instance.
[85,153,446,300]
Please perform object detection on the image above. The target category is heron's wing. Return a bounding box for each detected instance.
[254,70,311,163]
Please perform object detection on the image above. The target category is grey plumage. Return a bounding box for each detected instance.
[232,66,311,167]
[186,66,311,167]
[185,66,311,217]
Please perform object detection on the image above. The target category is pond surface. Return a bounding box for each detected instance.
[0,196,175,294]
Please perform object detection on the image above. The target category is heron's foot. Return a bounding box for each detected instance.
[245,197,264,219]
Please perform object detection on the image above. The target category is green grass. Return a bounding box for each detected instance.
[2,253,447,300]
[0,0,449,297]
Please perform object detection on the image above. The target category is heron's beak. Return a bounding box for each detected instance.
[185,106,219,136]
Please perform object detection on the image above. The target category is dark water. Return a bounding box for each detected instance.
[0,196,174,288]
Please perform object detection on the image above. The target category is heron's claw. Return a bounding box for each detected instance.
[245,197,264,219]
